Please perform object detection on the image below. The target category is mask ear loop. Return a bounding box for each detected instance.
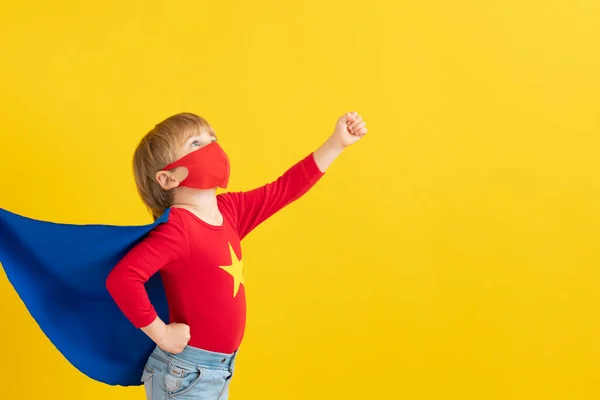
[161,148,198,186]
[157,163,190,190]
[170,166,190,186]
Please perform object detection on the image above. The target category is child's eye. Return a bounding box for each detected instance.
[191,140,202,147]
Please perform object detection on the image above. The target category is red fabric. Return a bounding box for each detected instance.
[162,142,231,189]
[106,153,324,353]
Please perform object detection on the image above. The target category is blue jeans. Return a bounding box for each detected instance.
[141,345,236,399]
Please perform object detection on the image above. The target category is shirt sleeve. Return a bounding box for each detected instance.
[218,152,325,240]
[105,212,189,328]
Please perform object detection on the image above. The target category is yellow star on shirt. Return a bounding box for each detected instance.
[219,243,244,297]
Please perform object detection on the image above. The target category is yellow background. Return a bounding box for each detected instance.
[0,0,599,399]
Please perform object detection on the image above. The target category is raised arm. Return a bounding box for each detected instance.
[219,112,368,239]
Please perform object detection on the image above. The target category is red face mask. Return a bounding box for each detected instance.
[162,142,230,189]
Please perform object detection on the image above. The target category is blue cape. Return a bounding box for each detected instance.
[0,207,171,386]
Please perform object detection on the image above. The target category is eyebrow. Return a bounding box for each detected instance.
[186,133,217,144]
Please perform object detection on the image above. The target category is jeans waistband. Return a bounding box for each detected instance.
[153,345,236,370]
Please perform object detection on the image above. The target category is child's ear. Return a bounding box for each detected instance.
[155,171,177,190]
[156,168,188,190]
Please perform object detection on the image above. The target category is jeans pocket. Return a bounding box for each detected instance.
[163,362,203,397]
[141,365,154,400]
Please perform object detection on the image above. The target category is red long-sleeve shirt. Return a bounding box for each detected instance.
[106,153,324,353]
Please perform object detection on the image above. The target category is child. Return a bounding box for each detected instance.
[105,111,368,399]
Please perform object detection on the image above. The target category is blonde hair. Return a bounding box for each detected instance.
[133,112,215,220]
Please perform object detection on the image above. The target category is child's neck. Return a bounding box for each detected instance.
[171,188,223,226]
